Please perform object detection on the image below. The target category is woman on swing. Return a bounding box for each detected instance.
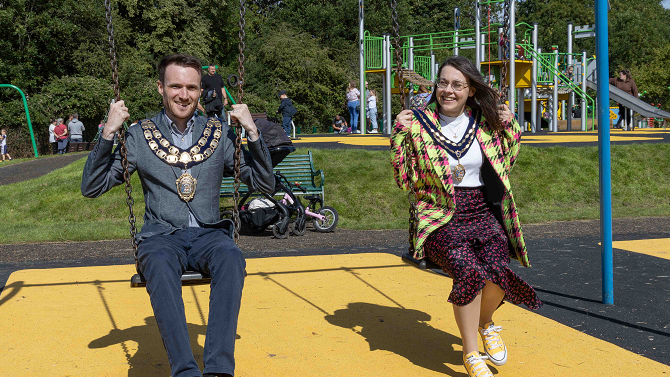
[391,56,541,377]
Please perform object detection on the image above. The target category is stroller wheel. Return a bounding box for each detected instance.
[272,220,289,239]
[290,222,306,236]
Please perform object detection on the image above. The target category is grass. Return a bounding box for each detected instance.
[0,144,668,244]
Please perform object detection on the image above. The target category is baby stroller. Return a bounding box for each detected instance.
[237,118,316,238]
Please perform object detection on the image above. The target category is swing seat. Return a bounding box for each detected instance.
[131,271,212,287]
[130,269,248,287]
[401,252,450,277]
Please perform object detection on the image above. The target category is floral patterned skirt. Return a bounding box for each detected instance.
[424,186,542,309]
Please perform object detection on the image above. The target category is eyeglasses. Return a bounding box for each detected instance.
[436,80,469,91]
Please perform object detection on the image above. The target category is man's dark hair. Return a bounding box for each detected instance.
[73,113,79,119]
[158,54,202,84]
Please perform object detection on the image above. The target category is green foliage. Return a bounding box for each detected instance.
[245,24,349,130]
[632,44,670,110]
[0,0,669,155]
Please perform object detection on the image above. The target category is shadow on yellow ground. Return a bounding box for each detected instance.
[88,316,205,376]
[1,253,668,376]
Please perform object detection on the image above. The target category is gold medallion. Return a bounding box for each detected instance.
[176,172,197,201]
[452,163,466,183]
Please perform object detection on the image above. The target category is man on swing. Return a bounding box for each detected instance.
[81,54,275,377]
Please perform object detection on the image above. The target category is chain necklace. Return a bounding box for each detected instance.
[439,113,465,139]
[141,118,223,201]
[415,110,479,183]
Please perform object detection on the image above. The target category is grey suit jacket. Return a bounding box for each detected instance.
[81,112,275,242]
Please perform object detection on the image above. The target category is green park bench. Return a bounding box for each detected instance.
[220,151,325,202]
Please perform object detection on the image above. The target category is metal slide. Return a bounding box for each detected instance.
[586,59,670,119]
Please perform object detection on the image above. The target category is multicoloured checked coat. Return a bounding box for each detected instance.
[390,105,530,267]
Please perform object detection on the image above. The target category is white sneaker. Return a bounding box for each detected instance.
[354,130,361,134]
[479,322,507,366]
[369,129,378,133]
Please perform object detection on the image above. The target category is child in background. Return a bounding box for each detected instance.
[367,89,379,133]
[0,129,13,161]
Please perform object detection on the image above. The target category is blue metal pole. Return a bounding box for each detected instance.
[595,0,613,305]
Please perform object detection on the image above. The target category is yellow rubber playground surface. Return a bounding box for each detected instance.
[2,253,669,376]
[291,128,669,147]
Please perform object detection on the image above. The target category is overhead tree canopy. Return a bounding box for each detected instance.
[0,0,668,156]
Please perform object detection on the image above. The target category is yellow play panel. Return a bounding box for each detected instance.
[520,134,664,143]
[292,135,391,146]
[1,253,668,376]
[613,238,670,260]
[284,128,667,147]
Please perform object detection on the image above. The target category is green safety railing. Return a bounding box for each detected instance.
[364,25,598,130]
[364,26,504,71]
[414,56,432,82]
[0,84,38,157]
[364,31,385,70]
[523,47,596,130]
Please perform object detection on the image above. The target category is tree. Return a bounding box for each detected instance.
[244,23,349,131]
[632,44,670,110]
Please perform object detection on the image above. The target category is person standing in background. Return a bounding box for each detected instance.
[201,65,228,121]
[68,114,85,143]
[54,118,68,154]
[367,89,379,133]
[0,129,12,161]
[277,90,297,137]
[346,81,361,134]
[49,119,58,154]
[609,70,638,130]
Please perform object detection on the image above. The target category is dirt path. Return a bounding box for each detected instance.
[0,153,87,186]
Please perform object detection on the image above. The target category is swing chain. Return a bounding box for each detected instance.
[232,0,247,246]
[391,0,406,109]
[500,0,511,103]
[237,0,246,105]
[407,180,418,256]
[105,0,120,103]
[392,0,417,256]
[105,0,138,261]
